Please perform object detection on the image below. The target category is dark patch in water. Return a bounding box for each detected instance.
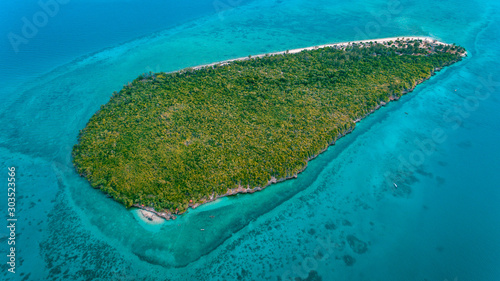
[236,268,249,280]
[315,249,325,260]
[343,255,356,266]
[324,222,337,230]
[39,190,143,281]
[346,235,368,254]
[457,140,472,149]
[438,161,448,167]
[342,219,352,226]
[436,176,446,185]
[21,273,31,281]
[295,270,322,281]
[416,168,434,178]
[392,183,412,197]
[406,174,420,185]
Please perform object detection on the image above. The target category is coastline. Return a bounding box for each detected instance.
[187,36,466,72]
[136,209,164,224]
[129,36,465,222]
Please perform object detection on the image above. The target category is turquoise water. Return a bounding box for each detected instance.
[1,0,499,280]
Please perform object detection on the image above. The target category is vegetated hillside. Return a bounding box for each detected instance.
[72,40,465,214]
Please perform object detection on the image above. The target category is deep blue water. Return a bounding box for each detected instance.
[1,0,499,280]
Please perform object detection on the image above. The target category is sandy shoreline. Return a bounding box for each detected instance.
[136,36,465,222]
[188,36,461,72]
[136,208,165,224]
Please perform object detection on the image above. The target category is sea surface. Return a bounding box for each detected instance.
[1,0,499,280]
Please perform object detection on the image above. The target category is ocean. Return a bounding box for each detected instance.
[0,0,499,280]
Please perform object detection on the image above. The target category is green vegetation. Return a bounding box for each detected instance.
[73,40,465,214]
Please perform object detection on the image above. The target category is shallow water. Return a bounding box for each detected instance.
[1,0,499,280]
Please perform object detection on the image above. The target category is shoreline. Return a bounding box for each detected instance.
[136,209,164,224]
[186,36,465,72]
[133,36,465,222]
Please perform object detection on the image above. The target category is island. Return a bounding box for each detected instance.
[72,37,466,220]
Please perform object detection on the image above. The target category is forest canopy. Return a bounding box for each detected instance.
[72,39,466,215]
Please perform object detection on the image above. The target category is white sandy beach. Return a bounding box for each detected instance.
[192,36,455,71]
[136,209,165,224]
